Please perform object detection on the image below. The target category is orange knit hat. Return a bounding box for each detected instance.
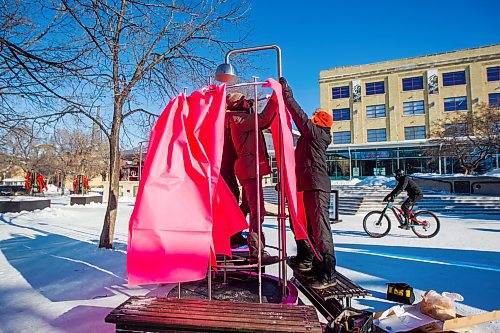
[311,110,333,127]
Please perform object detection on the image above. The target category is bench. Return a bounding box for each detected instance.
[291,269,371,322]
[105,296,323,333]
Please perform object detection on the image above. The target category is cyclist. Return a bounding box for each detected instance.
[383,169,423,229]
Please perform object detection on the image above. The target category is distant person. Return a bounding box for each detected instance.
[383,169,423,228]
[280,77,337,290]
[226,92,279,265]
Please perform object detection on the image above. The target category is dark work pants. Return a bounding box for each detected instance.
[240,177,266,235]
[303,189,336,277]
[221,169,250,216]
[401,194,423,218]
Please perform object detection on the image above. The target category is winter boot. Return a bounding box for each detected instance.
[311,254,337,290]
[247,232,279,266]
[310,274,337,289]
[230,231,247,249]
[288,240,313,271]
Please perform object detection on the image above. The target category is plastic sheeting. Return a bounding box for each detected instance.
[127,85,247,285]
[127,79,311,285]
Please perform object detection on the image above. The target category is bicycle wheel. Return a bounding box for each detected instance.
[411,211,440,238]
[363,211,391,238]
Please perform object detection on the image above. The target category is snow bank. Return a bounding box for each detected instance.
[483,168,500,178]
[413,169,500,178]
[46,184,60,193]
[356,176,395,187]
[331,178,362,186]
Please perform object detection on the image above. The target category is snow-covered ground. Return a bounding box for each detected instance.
[0,197,499,332]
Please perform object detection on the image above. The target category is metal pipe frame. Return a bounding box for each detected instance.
[251,76,263,303]
[209,45,288,304]
[225,45,282,79]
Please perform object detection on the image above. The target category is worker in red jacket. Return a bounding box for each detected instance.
[226,92,279,265]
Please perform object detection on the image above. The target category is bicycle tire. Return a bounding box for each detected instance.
[363,211,391,238]
[411,210,440,238]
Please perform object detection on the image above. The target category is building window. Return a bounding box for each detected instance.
[442,71,466,86]
[444,123,467,136]
[486,66,500,81]
[404,126,426,140]
[367,128,387,142]
[332,86,349,99]
[444,96,467,111]
[489,93,500,106]
[333,131,351,144]
[402,76,424,91]
[403,101,425,115]
[332,108,350,121]
[366,104,386,118]
[365,81,385,95]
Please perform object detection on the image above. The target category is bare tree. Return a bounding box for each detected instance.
[58,0,248,248]
[0,0,88,116]
[0,123,43,173]
[48,127,109,191]
[427,103,500,175]
[1,0,249,248]
[0,119,108,189]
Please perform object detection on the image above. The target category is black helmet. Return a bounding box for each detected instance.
[394,169,404,180]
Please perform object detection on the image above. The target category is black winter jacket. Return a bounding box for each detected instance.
[388,176,423,198]
[282,94,332,192]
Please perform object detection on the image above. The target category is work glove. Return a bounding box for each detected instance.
[279,77,293,99]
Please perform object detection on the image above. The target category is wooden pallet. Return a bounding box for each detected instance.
[290,268,371,321]
[105,296,323,333]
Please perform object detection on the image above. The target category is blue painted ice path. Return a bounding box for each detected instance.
[337,246,500,273]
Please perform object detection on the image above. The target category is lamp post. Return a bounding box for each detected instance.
[138,140,149,181]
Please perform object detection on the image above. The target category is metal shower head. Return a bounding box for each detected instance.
[214,63,238,83]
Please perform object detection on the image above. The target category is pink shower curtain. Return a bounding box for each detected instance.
[266,79,308,240]
[127,79,311,286]
[127,84,247,285]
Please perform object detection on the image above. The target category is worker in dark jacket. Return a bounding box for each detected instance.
[383,169,424,228]
[280,77,336,290]
[226,92,279,265]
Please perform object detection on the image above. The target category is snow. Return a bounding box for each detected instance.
[481,168,500,178]
[0,197,499,332]
[413,170,500,178]
[356,176,396,187]
[46,184,60,193]
[330,178,363,186]
[331,176,396,187]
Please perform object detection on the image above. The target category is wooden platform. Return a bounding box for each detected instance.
[105,296,322,333]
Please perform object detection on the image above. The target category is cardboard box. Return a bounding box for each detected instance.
[373,304,499,332]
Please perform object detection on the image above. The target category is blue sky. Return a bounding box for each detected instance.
[239,0,500,115]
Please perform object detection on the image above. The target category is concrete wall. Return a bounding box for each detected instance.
[413,176,500,195]
[102,181,139,201]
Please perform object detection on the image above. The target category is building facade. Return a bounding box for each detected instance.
[319,44,500,179]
